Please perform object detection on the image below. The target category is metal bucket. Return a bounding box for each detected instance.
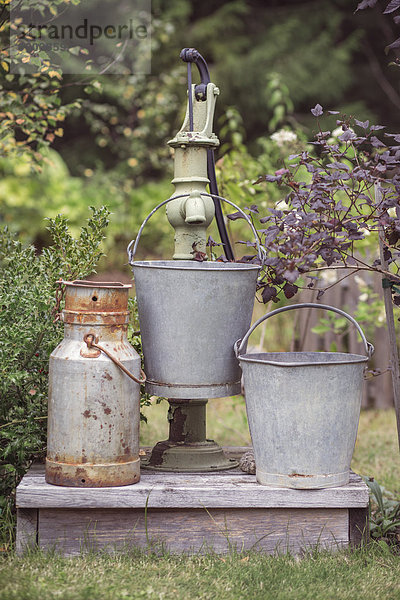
[128,194,264,399]
[46,281,143,487]
[235,303,374,489]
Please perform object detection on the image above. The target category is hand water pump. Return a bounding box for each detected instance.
[128,49,263,472]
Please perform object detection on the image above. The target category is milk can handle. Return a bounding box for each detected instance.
[235,303,374,359]
[83,334,146,384]
[127,193,267,265]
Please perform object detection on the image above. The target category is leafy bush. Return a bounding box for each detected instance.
[230,107,400,307]
[0,207,109,548]
[363,477,400,549]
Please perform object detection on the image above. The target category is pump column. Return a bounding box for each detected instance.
[145,399,238,472]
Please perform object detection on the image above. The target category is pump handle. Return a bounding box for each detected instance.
[180,47,210,101]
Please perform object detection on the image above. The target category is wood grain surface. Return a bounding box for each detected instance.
[16,450,369,556]
[38,507,349,556]
[17,463,369,510]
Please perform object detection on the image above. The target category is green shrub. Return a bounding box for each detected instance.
[0,206,110,548]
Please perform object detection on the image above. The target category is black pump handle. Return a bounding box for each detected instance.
[180,47,210,100]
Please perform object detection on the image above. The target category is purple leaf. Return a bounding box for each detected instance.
[386,37,400,53]
[311,104,323,117]
[259,174,282,183]
[354,119,369,129]
[283,268,300,283]
[244,204,259,214]
[385,133,400,142]
[384,247,392,262]
[383,0,400,14]
[339,130,356,142]
[371,136,386,148]
[227,211,245,221]
[328,110,340,114]
[327,162,350,171]
[355,0,378,11]
[370,125,386,130]
[283,283,298,299]
[207,236,222,247]
[261,285,277,303]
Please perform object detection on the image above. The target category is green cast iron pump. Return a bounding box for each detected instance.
[166,48,234,261]
[141,49,239,472]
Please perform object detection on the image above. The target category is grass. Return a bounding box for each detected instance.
[1,543,400,600]
[352,409,400,494]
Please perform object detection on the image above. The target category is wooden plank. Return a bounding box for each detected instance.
[17,467,369,510]
[16,508,38,554]
[349,507,369,548]
[38,507,349,556]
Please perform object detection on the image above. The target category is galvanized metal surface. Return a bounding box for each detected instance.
[46,281,141,488]
[128,195,263,399]
[133,260,259,399]
[237,303,372,489]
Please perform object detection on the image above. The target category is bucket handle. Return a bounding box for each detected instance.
[127,193,267,265]
[235,302,374,359]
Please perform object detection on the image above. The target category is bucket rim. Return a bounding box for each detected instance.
[131,260,261,271]
[238,350,369,367]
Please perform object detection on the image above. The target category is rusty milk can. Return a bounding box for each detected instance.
[46,280,144,487]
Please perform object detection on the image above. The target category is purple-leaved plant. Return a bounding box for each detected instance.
[226,105,400,306]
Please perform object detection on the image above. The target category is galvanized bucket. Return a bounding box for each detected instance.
[128,194,265,399]
[235,303,374,489]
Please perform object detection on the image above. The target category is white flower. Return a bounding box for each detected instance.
[320,270,338,284]
[275,200,290,211]
[388,207,397,218]
[331,127,344,138]
[270,129,297,148]
[359,228,370,237]
[359,292,369,302]
[354,275,365,288]
[329,127,355,144]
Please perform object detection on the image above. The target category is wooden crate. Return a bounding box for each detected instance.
[16,448,369,556]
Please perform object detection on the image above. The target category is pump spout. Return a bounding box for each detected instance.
[183,192,207,225]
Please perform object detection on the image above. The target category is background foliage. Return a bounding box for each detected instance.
[0,208,109,546]
[3,0,400,265]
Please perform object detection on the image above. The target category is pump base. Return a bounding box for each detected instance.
[142,440,238,472]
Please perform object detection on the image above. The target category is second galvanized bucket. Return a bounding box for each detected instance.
[235,303,374,489]
[128,195,263,399]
